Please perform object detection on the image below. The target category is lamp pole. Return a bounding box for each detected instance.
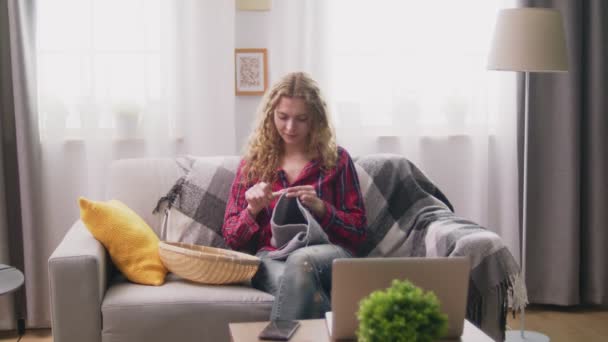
[504,71,549,342]
[522,70,529,337]
[487,8,568,341]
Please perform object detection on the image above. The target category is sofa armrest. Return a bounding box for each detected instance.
[48,220,109,342]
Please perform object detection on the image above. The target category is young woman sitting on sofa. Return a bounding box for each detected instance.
[222,71,367,320]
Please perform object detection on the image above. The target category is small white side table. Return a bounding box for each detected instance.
[0,264,25,335]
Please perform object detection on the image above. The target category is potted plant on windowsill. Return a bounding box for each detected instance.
[113,101,141,139]
[357,279,448,342]
[41,96,69,140]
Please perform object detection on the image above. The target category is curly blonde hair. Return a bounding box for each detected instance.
[242,72,338,185]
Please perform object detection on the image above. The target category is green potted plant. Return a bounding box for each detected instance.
[357,279,448,342]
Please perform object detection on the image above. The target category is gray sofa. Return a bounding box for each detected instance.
[49,155,519,342]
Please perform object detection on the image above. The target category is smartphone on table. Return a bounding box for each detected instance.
[258,320,301,341]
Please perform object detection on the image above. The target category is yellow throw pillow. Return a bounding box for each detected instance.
[78,197,167,286]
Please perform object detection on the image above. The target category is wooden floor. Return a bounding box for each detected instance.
[0,328,51,342]
[506,305,608,342]
[0,306,606,341]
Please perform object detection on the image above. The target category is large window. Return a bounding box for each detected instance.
[37,0,172,140]
[326,0,514,137]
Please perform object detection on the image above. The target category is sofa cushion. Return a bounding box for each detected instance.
[107,158,185,236]
[101,274,274,342]
[79,197,167,286]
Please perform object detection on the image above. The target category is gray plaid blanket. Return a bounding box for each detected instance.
[153,156,241,249]
[353,154,526,341]
[154,154,526,341]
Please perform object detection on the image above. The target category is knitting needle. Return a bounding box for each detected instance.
[271,190,286,198]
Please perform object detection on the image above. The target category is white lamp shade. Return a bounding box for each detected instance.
[488,8,568,72]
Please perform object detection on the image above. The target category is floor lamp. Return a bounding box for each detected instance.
[487,8,568,342]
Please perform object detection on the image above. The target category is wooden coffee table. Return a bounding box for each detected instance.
[229,319,493,341]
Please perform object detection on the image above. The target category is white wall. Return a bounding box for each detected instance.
[235,9,270,152]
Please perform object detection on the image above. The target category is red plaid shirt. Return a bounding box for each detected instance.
[222,147,367,256]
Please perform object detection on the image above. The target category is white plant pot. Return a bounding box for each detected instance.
[114,114,140,139]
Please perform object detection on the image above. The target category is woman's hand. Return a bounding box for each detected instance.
[245,182,274,217]
[286,185,326,218]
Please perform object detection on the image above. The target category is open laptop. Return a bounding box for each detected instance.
[326,257,471,340]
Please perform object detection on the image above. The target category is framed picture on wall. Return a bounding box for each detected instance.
[235,48,268,96]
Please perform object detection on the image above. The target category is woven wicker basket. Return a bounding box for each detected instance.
[158,241,260,285]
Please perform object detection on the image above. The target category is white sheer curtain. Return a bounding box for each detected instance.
[265,0,520,261]
[28,0,235,327]
[37,0,187,142]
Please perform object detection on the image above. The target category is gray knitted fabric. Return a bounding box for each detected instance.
[266,193,330,260]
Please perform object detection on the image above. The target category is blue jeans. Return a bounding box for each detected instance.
[252,244,352,320]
